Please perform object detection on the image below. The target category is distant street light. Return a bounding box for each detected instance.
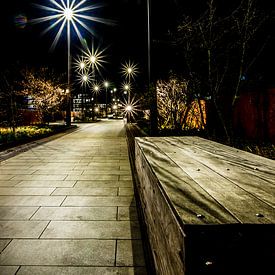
[104,81,109,117]
[121,61,138,81]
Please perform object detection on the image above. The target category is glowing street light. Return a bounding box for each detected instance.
[33,0,107,125]
[125,105,132,112]
[83,45,107,82]
[122,95,140,123]
[104,81,109,117]
[121,61,138,81]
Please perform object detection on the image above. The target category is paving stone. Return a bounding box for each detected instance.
[0,175,14,181]
[0,196,65,206]
[0,239,11,252]
[74,181,133,188]
[12,175,67,181]
[0,266,19,275]
[33,170,83,175]
[119,187,134,196]
[0,239,115,266]
[0,207,38,220]
[118,207,138,221]
[0,169,37,175]
[65,175,119,181]
[17,266,147,275]
[80,166,121,171]
[119,175,133,181]
[0,221,48,238]
[52,187,117,196]
[0,181,21,187]
[0,187,55,196]
[116,240,146,267]
[119,165,131,171]
[62,196,135,207]
[31,206,117,221]
[16,180,76,187]
[41,220,141,239]
[82,170,131,176]
[87,163,122,167]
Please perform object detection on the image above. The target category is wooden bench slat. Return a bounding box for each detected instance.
[159,137,275,222]
[152,138,275,223]
[136,137,239,225]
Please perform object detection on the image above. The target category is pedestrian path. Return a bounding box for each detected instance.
[0,120,147,275]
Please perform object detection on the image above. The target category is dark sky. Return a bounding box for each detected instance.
[1,0,275,89]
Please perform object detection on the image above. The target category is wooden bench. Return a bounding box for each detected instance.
[135,136,275,275]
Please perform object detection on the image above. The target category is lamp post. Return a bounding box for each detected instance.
[82,74,89,119]
[33,0,108,125]
[123,83,130,102]
[31,0,108,125]
[104,81,109,117]
[125,104,132,123]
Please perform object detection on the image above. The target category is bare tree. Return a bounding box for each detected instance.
[176,0,268,142]
[157,75,206,131]
[20,68,66,124]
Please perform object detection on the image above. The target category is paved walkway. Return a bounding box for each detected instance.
[0,120,147,275]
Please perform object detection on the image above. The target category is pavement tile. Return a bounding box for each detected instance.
[40,221,141,239]
[118,207,138,221]
[80,166,120,171]
[0,221,48,238]
[119,165,131,171]
[82,170,131,175]
[116,240,146,267]
[16,180,76,187]
[31,206,117,221]
[12,175,66,181]
[0,207,38,220]
[87,163,121,167]
[0,196,65,206]
[0,175,14,181]
[0,239,11,252]
[0,181,21,187]
[62,196,135,207]
[65,175,119,181]
[119,187,134,196]
[119,175,133,181]
[0,266,19,275]
[74,181,133,188]
[17,266,147,275]
[33,170,83,175]
[52,187,117,196]
[0,187,55,196]
[0,239,115,266]
[0,169,37,175]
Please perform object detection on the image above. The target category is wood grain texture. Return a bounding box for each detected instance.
[134,136,275,274]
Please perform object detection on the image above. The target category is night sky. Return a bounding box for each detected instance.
[1,0,275,90]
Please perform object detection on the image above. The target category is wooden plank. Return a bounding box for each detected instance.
[135,137,238,225]
[154,139,273,223]
[134,136,275,274]
[180,136,275,176]
[135,140,185,274]
[151,137,275,224]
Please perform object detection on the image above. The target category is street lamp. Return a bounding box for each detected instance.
[121,61,138,81]
[104,81,109,117]
[84,45,107,83]
[122,82,131,101]
[33,0,107,125]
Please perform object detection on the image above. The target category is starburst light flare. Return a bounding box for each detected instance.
[32,0,106,50]
[83,45,108,78]
[76,72,92,86]
[74,55,88,73]
[122,95,140,121]
[121,61,138,80]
